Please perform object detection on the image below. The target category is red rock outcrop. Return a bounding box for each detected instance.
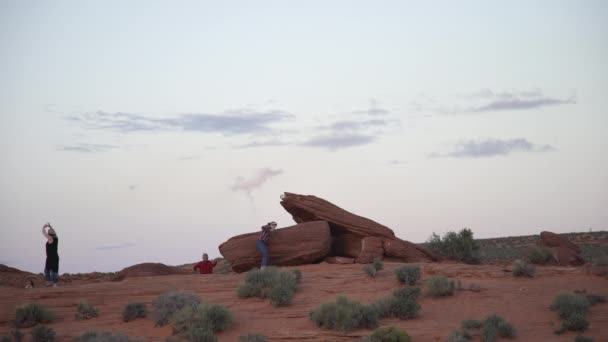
[539,231,584,266]
[219,221,331,272]
[280,192,437,263]
[112,263,189,281]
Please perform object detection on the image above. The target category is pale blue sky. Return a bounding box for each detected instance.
[1,1,607,273]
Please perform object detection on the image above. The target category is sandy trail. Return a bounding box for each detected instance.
[1,262,607,341]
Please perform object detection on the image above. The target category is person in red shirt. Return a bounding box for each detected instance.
[193,253,217,274]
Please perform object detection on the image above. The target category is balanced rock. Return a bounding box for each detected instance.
[539,231,584,266]
[219,221,331,272]
[280,192,437,263]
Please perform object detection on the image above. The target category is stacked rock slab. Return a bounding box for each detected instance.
[219,221,331,272]
[280,192,437,263]
[539,231,584,266]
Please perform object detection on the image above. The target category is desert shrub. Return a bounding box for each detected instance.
[459,314,515,342]
[550,293,590,320]
[585,294,606,305]
[526,246,553,264]
[359,327,411,342]
[76,331,144,342]
[373,258,384,271]
[184,326,216,342]
[237,267,300,307]
[394,265,421,285]
[363,264,377,278]
[559,313,589,333]
[1,330,24,342]
[310,296,379,332]
[122,303,147,322]
[76,301,99,320]
[461,319,482,329]
[14,304,55,328]
[239,334,267,342]
[427,277,455,297]
[427,228,481,264]
[574,336,594,342]
[374,287,421,320]
[444,330,471,342]
[153,291,201,326]
[171,302,232,339]
[592,254,608,266]
[512,260,535,278]
[31,326,55,342]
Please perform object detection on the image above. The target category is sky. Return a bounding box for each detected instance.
[1,1,607,273]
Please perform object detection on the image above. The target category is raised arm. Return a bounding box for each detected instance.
[41,223,53,243]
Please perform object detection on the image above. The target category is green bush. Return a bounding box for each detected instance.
[559,313,589,333]
[184,326,217,342]
[512,260,535,278]
[14,304,55,328]
[31,326,55,342]
[153,291,201,326]
[461,319,482,329]
[171,302,232,339]
[122,303,147,322]
[237,267,300,307]
[427,228,481,264]
[574,336,594,342]
[550,293,590,320]
[239,334,267,342]
[394,265,421,285]
[586,294,606,305]
[458,314,515,342]
[76,331,144,342]
[374,287,421,320]
[427,277,455,297]
[76,301,99,320]
[359,327,411,342]
[363,264,377,278]
[373,258,384,271]
[0,330,24,342]
[310,296,379,332]
[444,330,471,342]
[526,246,553,264]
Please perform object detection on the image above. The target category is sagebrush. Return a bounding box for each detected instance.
[237,267,301,307]
[122,303,147,322]
[512,260,535,278]
[76,301,99,320]
[76,331,144,342]
[394,265,421,285]
[153,291,201,326]
[427,277,455,297]
[359,327,411,342]
[427,228,481,264]
[31,326,55,342]
[526,246,553,264]
[14,304,54,328]
[171,302,232,340]
[310,296,379,332]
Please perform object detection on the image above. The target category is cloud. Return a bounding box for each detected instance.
[128,184,137,190]
[58,143,117,153]
[231,168,283,197]
[387,159,409,165]
[178,155,203,161]
[68,110,293,135]
[430,138,556,158]
[414,88,575,115]
[302,133,376,151]
[324,119,387,132]
[96,243,136,251]
[234,139,290,149]
[351,98,389,116]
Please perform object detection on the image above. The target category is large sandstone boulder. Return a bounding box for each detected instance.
[279,192,437,263]
[219,221,331,272]
[539,231,584,266]
[280,192,395,239]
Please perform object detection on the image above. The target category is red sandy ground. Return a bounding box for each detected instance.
[1,262,607,341]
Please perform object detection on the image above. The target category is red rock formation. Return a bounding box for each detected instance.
[112,263,189,281]
[280,192,395,239]
[355,237,384,263]
[280,192,437,263]
[219,221,331,272]
[325,256,355,264]
[539,231,584,266]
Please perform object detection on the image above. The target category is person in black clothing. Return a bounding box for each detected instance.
[42,222,59,287]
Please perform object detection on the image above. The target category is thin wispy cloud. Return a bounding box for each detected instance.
[430,138,555,158]
[128,184,138,191]
[96,243,136,251]
[234,139,290,149]
[387,159,409,165]
[352,98,389,116]
[413,88,575,115]
[231,168,284,198]
[58,143,117,153]
[302,134,376,151]
[178,155,203,161]
[68,110,293,135]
